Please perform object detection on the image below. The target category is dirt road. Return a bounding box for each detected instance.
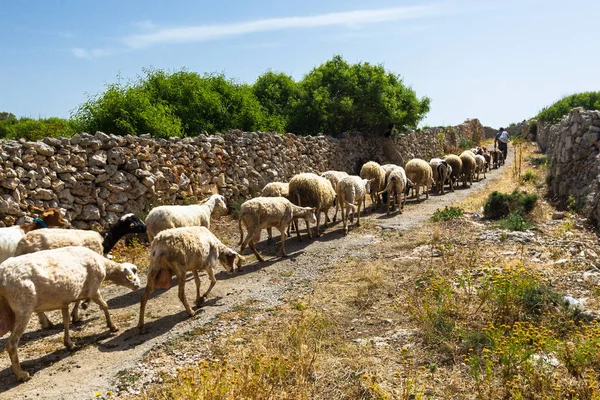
[0,153,512,399]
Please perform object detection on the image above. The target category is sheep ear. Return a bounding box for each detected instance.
[310,207,317,213]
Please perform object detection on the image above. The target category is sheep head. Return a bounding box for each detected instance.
[107,261,142,291]
[219,247,244,273]
[119,214,147,234]
[40,208,65,228]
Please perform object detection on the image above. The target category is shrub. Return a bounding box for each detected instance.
[483,190,538,220]
[458,138,474,150]
[496,212,532,231]
[520,170,538,184]
[431,206,464,222]
[537,91,600,123]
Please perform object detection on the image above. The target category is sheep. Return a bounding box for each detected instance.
[359,161,386,212]
[238,197,316,261]
[0,208,64,264]
[482,151,492,172]
[137,226,243,334]
[320,170,348,222]
[377,167,411,215]
[145,194,227,242]
[0,246,141,381]
[261,182,290,242]
[405,159,434,202]
[444,154,463,187]
[459,151,477,187]
[490,149,500,169]
[288,173,336,239]
[336,176,373,234]
[380,164,400,204]
[15,213,146,328]
[430,158,454,194]
[474,154,487,180]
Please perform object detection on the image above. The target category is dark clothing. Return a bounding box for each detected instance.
[495,131,509,160]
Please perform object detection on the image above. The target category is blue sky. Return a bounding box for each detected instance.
[1,0,598,129]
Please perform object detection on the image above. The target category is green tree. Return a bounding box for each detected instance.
[253,71,298,133]
[537,91,600,123]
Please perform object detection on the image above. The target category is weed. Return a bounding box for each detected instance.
[228,198,245,219]
[459,138,475,150]
[430,206,464,222]
[483,190,538,220]
[496,212,533,231]
[520,170,538,184]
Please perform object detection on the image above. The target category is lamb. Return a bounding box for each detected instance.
[377,167,411,215]
[459,151,477,187]
[15,213,146,328]
[288,173,336,239]
[474,154,487,180]
[404,159,434,202]
[336,176,373,234]
[137,226,243,333]
[0,246,141,381]
[320,170,348,222]
[0,208,64,264]
[359,161,386,211]
[430,158,454,194]
[482,150,492,172]
[145,194,227,242]
[238,197,316,261]
[261,182,290,242]
[444,154,463,187]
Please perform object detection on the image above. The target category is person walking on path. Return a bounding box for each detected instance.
[494,127,510,162]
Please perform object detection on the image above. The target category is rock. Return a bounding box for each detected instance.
[108,148,127,165]
[79,204,101,221]
[552,212,566,220]
[89,150,107,167]
[32,142,55,156]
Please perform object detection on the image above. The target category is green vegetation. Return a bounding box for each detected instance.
[458,138,475,150]
[431,206,464,222]
[496,212,533,231]
[483,189,538,220]
[0,55,429,141]
[0,112,77,140]
[520,169,538,184]
[537,91,600,123]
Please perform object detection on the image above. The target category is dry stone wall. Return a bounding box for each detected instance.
[0,119,483,229]
[540,108,600,223]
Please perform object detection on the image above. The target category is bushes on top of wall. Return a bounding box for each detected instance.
[537,91,600,124]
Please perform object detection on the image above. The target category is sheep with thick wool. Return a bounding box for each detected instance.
[0,208,64,264]
[288,173,336,239]
[405,159,434,201]
[238,197,316,261]
[474,154,487,180]
[430,158,454,194]
[320,170,348,222]
[359,161,386,211]
[459,151,477,187]
[137,226,243,333]
[377,167,411,214]
[444,154,463,187]
[145,194,227,242]
[336,176,373,234]
[0,246,141,381]
[15,213,146,329]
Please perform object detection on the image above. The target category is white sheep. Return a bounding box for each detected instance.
[0,246,141,381]
[459,151,477,187]
[288,173,336,239]
[15,213,146,328]
[137,226,243,333]
[0,208,64,264]
[444,154,463,187]
[261,182,290,242]
[359,161,386,211]
[145,194,227,242]
[474,154,487,180]
[405,159,434,201]
[377,167,411,214]
[320,170,348,222]
[430,158,454,194]
[336,176,373,234]
[238,197,316,261]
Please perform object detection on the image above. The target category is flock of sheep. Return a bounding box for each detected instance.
[0,145,503,382]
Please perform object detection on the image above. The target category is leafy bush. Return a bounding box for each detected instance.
[0,115,77,140]
[431,206,464,222]
[520,170,538,184]
[537,91,600,123]
[496,212,532,231]
[458,138,474,150]
[483,190,538,220]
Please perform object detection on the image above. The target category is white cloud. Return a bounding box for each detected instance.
[133,20,156,30]
[122,5,437,49]
[71,47,113,59]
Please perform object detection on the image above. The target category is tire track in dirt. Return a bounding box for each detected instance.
[0,152,513,399]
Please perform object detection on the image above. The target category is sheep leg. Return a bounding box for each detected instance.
[266,227,273,244]
[342,203,349,235]
[7,311,32,381]
[71,301,81,323]
[37,312,54,329]
[248,240,265,262]
[200,267,217,301]
[279,227,288,257]
[91,292,118,332]
[176,275,194,317]
[357,202,362,227]
[425,183,429,199]
[305,215,313,240]
[193,270,202,307]
[315,210,322,237]
[137,270,158,333]
[333,198,339,222]
[61,307,74,350]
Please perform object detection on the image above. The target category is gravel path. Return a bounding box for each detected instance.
[0,153,512,399]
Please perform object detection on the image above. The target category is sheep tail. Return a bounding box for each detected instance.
[377,179,393,197]
[238,217,244,246]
